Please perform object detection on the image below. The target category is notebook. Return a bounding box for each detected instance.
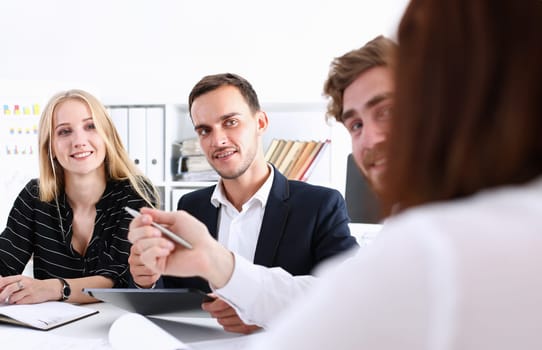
[0,301,98,330]
[83,288,214,315]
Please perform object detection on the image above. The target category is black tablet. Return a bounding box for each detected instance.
[83,288,214,315]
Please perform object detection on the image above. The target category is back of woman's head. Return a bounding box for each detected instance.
[385,0,542,212]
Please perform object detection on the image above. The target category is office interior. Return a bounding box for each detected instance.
[1,1,408,347]
[0,0,408,226]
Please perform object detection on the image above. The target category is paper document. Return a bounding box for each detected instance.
[0,301,98,330]
[0,327,109,350]
[109,313,188,350]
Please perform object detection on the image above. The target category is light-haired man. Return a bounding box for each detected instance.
[324,35,397,195]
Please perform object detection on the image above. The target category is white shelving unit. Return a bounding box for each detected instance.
[108,103,350,211]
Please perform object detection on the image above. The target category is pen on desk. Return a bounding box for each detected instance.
[124,207,193,249]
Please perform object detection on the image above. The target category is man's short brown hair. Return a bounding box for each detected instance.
[323,36,397,123]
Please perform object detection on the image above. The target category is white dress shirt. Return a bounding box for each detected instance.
[210,166,316,328]
[211,166,273,262]
[251,176,542,349]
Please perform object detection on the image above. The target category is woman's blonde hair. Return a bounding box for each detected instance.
[38,89,159,207]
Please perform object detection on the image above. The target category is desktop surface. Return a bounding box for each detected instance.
[0,301,260,349]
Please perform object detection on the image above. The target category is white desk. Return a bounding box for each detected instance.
[0,301,261,349]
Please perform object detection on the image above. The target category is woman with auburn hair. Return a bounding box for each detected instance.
[0,89,159,304]
[247,0,542,349]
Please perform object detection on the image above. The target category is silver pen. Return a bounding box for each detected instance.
[124,207,193,249]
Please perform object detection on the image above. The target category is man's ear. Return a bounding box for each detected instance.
[256,111,269,134]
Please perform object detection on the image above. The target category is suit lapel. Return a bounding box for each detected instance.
[253,168,290,267]
[200,203,220,240]
[180,186,220,240]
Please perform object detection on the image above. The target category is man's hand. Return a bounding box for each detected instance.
[127,208,235,288]
[202,297,261,334]
[128,244,160,288]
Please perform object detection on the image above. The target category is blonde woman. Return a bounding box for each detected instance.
[0,89,158,304]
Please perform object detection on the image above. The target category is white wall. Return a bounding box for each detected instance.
[1,0,408,224]
[0,0,408,104]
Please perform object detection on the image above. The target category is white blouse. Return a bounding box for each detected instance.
[252,176,542,350]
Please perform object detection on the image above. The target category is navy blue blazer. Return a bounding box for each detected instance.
[160,168,358,292]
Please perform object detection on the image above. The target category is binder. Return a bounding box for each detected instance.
[128,107,147,175]
[145,107,165,183]
[108,107,129,149]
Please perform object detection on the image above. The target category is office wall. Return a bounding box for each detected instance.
[0,0,408,224]
[0,0,408,104]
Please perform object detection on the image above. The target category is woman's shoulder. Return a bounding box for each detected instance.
[106,178,136,194]
[106,177,155,201]
[22,178,40,197]
[9,179,43,210]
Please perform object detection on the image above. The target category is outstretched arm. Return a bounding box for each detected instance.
[0,274,113,304]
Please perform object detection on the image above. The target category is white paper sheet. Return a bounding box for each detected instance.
[0,301,97,330]
[0,327,109,350]
[109,313,188,350]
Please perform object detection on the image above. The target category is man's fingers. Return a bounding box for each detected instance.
[131,264,158,277]
[128,223,161,243]
[140,207,177,227]
[133,275,159,288]
[202,298,230,312]
[129,243,142,256]
[223,324,260,335]
[134,237,174,254]
[216,315,244,327]
[216,316,260,334]
[138,244,174,274]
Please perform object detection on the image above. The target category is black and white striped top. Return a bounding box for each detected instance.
[0,179,154,287]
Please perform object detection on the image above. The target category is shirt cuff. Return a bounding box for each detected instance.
[213,253,263,324]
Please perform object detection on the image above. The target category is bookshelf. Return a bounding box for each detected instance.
[265,139,330,181]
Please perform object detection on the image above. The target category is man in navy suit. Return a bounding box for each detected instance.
[128,73,357,334]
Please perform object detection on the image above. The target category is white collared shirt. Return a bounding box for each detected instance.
[209,166,317,328]
[210,165,274,261]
